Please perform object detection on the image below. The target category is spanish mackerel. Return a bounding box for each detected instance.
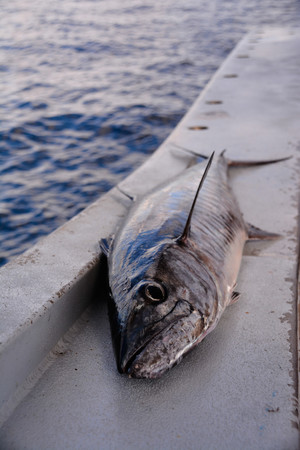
[100,151,286,379]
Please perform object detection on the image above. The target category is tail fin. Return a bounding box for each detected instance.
[170,143,291,167]
[224,151,292,167]
[170,142,209,161]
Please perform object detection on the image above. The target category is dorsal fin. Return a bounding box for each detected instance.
[177,152,214,244]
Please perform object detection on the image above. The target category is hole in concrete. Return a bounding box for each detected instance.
[224,74,238,78]
[237,54,249,58]
[205,100,223,105]
[188,126,209,130]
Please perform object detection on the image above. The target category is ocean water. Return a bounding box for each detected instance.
[0,0,299,267]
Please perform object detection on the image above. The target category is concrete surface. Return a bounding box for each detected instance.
[0,27,299,449]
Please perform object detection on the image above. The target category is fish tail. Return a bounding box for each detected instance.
[170,143,209,163]
[171,144,291,167]
[222,150,292,167]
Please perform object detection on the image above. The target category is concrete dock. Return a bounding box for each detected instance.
[0,28,299,448]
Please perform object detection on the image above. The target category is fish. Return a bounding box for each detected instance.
[100,151,288,379]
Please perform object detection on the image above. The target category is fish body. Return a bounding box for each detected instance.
[103,152,278,378]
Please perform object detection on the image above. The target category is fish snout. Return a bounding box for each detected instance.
[118,302,204,378]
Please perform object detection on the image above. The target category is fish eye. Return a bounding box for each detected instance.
[143,282,166,303]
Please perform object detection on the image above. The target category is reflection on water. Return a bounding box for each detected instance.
[0,0,299,266]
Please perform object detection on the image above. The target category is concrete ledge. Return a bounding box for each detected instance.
[0,28,299,448]
[0,188,124,413]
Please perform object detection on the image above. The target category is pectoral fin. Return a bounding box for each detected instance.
[230,291,241,304]
[99,236,114,257]
[246,223,280,241]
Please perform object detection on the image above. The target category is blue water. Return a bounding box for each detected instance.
[1,0,299,267]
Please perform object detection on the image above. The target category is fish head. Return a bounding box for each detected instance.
[109,241,219,379]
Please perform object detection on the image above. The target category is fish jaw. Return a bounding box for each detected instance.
[121,310,205,379]
[117,297,196,375]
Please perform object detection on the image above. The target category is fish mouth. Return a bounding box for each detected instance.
[120,309,205,379]
[120,320,176,375]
